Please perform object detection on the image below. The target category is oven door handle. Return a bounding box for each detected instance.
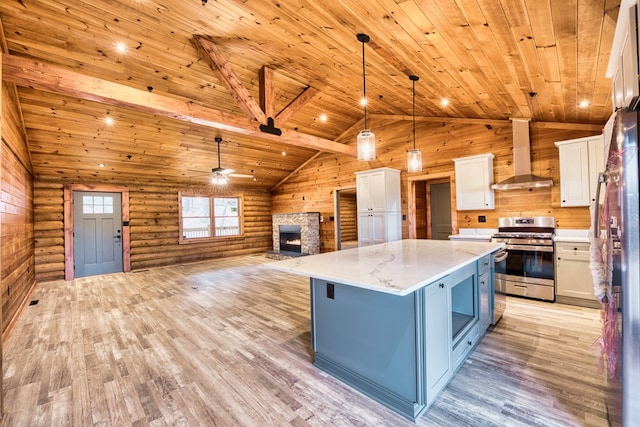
[493,250,508,263]
[505,244,554,252]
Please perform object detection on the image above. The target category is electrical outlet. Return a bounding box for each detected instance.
[478,215,486,223]
[326,283,335,299]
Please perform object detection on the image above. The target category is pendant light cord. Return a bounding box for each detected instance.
[216,137,222,169]
[361,40,367,129]
[409,75,419,150]
[412,78,416,149]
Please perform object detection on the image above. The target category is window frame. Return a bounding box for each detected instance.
[178,192,244,243]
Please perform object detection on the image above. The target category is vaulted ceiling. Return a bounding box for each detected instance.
[0,0,621,188]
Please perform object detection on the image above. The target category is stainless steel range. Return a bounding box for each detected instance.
[491,216,555,301]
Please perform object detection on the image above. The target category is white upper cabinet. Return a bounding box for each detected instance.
[355,168,401,212]
[555,135,605,207]
[608,3,639,110]
[453,154,495,211]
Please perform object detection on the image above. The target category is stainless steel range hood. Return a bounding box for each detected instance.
[491,118,553,190]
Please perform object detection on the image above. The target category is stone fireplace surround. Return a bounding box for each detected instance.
[267,212,320,259]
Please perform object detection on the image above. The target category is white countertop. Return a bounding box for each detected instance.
[265,239,504,296]
[448,228,497,241]
[554,229,590,243]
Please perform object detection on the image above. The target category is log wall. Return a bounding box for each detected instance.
[34,182,272,282]
[1,80,36,339]
[338,191,357,243]
[272,117,602,250]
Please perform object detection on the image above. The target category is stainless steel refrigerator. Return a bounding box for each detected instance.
[592,108,639,426]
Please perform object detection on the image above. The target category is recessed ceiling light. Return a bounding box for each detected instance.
[98,163,105,168]
[115,42,127,53]
[319,113,328,123]
[281,151,287,156]
[104,117,114,125]
[440,98,450,107]
[579,100,590,108]
[359,97,368,107]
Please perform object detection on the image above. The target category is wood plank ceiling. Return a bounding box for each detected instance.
[0,0,621,188]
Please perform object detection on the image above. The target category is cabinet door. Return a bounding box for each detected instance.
[453,154,494,210]
[621,19,639,107]
[356,168,400,212]
[555,243,596,300]
[478,271,491,332]
[424,279,452,405]
[367,171,387,211]
[357,213,373,246]
[371,213,389,245]
[558,141,590,207]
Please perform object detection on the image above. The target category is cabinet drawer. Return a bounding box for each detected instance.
[452,323,479,370]
[478,254,492,275]
[555,242,589,261]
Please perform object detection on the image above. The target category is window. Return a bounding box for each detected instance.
[83,195,114,214]
[179,193,242,241]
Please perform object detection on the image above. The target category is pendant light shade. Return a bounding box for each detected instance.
[407,75,422,172]
[357,33,375,161]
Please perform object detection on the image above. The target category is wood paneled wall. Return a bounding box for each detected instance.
[1,80,36,339]
[272,117,602,250]
[34,182,273,282]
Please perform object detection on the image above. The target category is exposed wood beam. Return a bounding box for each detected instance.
[194,36,267,123]
[275,86,320,125]
[2,54,356,157]
[259,66,275,119]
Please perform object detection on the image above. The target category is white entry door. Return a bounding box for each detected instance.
[73,191,123,277]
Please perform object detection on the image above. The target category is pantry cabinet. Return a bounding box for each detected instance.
[555,135,604,207]
[453,154,495,211]
[355,168,402,246]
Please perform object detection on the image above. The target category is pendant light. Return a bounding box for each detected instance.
[407,75,422,172]
[356,33,375,161]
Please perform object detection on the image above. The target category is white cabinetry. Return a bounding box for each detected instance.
[355,168,401,246]
[555,242,599,308]
[453,154,495,210]
[555,135,604,207]
[609,3,639,110]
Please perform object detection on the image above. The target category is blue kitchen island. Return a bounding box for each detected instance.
[267,239,503,421]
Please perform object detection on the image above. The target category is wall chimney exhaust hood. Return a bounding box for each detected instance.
[491,119,553,190]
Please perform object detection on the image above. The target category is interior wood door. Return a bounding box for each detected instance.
[73,191,123,277]
[430,183,452,240]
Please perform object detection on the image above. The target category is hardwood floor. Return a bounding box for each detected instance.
[3,255,608,426]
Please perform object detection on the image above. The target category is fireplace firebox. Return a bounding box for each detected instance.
[279,225,302,254]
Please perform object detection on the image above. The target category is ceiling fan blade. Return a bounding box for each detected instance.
[229,173,254,179]
[211,166,235,175]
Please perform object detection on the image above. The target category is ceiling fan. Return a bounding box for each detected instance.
[211,137,254,185]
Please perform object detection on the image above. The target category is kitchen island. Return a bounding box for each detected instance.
[266,239,503,421]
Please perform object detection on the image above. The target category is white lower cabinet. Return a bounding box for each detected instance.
[555,241,599,308]
[357,212,402,246]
